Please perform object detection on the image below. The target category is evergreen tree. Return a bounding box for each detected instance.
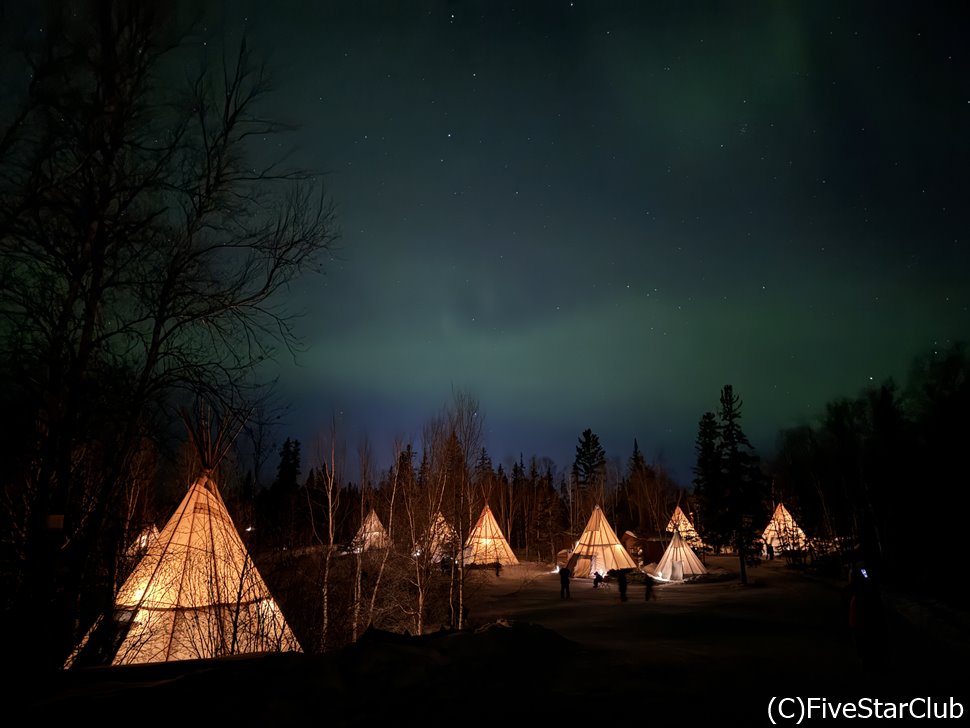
[255,437,303,549]
[717,385,767,584]
[692,412,723,549]
[535,463,566,562]
[273,438,302,493]
[572,428,606,523]
[693,386,767,584]
[473,447,494,494]
[626,439,660,534]
[572,429,606,486]
[628,439,647,475]
[511,456,526,492]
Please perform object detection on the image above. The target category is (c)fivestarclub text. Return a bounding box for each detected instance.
[768,696,965,723]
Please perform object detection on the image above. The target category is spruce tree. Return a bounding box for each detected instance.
[693,386,767,584]
[717,386,767,584]
[626,439,661,535]
[572,428,606,524]
[692,411,725,551]
[572,429,606,488]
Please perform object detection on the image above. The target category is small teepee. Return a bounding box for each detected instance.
[415,511,458,563]
[64,407,302,667]
[352,508,389,552]
[666,505,705,550]
[462,504,519,566]
[762,502,808,554]
[653,527,707,581]
[566,505,637,578]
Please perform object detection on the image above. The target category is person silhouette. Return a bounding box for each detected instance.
[559,566,571,599]
[617,569,628,601]
[844,564,887,671]
[593,571,604,589]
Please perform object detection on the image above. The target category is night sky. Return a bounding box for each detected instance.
[202,1,969,484]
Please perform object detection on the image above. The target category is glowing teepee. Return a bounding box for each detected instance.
[415,511,458,563]
[762,503,808,554]
[462,504,519,566]
[352,508,389,552]
[653,527,707,581]
[64,409,301,667]
[666,505,705,550]
[566,505,637,578]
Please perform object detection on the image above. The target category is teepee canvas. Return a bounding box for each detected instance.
[64,472,302,667]
[762,502,808,554]
[462,504,519,566]
[415,511,458,563]
[117,523,160,588]
[352,508,389,552]
[653,527,707,581]
[125,523,160,559]
[64,410,301,667]
[666,505,705,550]
[566,505,637,578]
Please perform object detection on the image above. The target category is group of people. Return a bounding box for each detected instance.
[557,555,890,674]
[558,566,655,603]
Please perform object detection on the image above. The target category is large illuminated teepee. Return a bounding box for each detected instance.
[566,505,637,578]
[64,410,301,667]
[462,504,519,566]
[653,527,707,581]
[762,502,808,554]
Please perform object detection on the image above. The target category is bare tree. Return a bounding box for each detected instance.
[403,418,455,636]
[371,443,428,635]
[311,418,344,651]
[350,436,397,641]
[446,388,483,630]
[380,395,484,638]
[0,1,339,668]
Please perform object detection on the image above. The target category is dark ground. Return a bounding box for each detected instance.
[15,557,969,726]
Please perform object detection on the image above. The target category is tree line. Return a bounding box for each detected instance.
[225,337,970,650]
[767,341,970,599]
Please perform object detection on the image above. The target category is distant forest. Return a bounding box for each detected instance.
[244,339,968,596]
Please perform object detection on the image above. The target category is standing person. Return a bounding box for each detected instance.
[644,574,655,601]
[617,569,628,602]
[766,543,775,561]
[844,565,887,671]
[559,566,571,600]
